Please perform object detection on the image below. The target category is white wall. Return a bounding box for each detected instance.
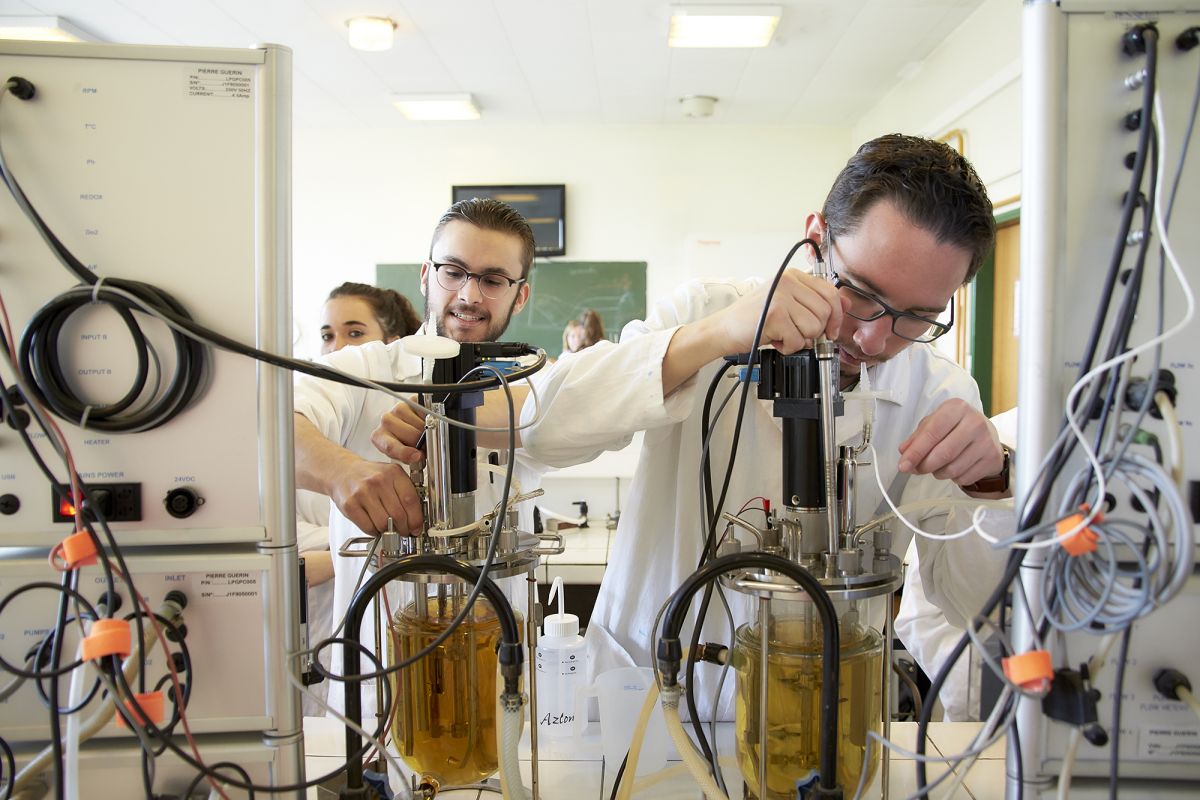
[291,123,850,356]
[851,0,1023,206]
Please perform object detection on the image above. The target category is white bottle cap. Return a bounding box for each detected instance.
[542,576,580,639]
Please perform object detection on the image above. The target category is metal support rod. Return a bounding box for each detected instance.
[758,595,770,800]
[374,591,386,749]
[527,572,540,800]
[426,401,453,528]
[882,594,894,800]
[816,340,840,557]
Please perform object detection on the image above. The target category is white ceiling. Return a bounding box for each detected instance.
[0,0,986,128]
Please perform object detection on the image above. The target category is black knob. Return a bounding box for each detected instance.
[164,488,202,519]
[0,494,18,515]
[4,408,30,430]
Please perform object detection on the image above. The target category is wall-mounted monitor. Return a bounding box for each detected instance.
[451,184,566,257]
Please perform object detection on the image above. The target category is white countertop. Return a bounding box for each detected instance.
[303,716,1007,799]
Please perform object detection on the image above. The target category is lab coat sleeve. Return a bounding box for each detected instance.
[296,489,331,553]
[520,279,749,469]
[292,346,379,447]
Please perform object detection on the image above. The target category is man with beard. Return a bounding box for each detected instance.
[292,197,540,718]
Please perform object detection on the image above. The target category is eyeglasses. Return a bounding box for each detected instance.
[832,274,954,343]
[430,262,526,300]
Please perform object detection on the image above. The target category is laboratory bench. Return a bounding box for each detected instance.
[303,716,1008,800]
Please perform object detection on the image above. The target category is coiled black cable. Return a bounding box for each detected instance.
[18,280,208,433]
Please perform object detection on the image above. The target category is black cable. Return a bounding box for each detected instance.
[0,733,14,800]
[18,280,207,433]
[340,556,524,794]
[182,761,255,800]
[658,551,842,795]
[1108,627,1132,799]
[46,573,70,800]
[683,239,822,775]
[607,752,628,800]
[31,617,103,714]
[1024,24,1161,525]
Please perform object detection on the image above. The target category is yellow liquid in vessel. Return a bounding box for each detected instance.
[388,595,522,787]
[733,618,882,798]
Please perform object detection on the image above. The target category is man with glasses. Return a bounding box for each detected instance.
[489,134,1012,719]
[291,197,540,718]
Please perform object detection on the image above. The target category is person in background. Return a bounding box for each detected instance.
[298,282,420,715]
[561,308,606,355]
[319,282,421,355]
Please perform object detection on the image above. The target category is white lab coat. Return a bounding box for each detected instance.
[893,407,1019,722]
[518,278,1008,720]
[293,335,545,722]
[296,489,334,717]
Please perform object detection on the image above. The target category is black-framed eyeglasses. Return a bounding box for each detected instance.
[832,274,954,343]
[430,262,526,300]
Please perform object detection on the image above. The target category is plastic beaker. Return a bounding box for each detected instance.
[574,666,668,775]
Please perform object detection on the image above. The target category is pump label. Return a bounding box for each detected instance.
[1138,726,1200,761]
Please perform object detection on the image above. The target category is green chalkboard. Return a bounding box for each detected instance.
[375,261,647,356]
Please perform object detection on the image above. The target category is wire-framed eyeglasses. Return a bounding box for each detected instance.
[430,262,526,300]
[832,274,954,343]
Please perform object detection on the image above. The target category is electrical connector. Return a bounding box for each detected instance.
[696,642,729,666]
[1042,666,1108,747]
[1124,369,1177,418]
[5,76,35,100]
[1153,668,1192,701]
[1178,26,1199,52]
[1121,23,1157,57]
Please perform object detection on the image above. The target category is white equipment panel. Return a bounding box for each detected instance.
[1018,4,1200,794]
[0,550,273,741]
[0,40,291,546]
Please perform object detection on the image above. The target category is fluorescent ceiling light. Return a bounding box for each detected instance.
[0,15,96,43]
[668,4,781,48]
[391,93,481,121]
[346,16,396,52]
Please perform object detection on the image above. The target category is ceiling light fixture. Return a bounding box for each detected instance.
[0,15,96,43]
[346,16,396,52]
[680,95,718,117]
[391,93,481,121]
[668,4,781,48]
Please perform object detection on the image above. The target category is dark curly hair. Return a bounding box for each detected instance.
[327,282,421,339]
[822,134,996,283]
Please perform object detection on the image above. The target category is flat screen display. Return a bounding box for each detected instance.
[451,184,566,257]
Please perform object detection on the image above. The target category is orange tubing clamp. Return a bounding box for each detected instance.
[1003,649,1054,693]
[60,530,98,568]
[116,691,165,728]
[80,618,132,661]
[1057,504,1101,556]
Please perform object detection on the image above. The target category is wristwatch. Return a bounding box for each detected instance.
[961,445,1011,494]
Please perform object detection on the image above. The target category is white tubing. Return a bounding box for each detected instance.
[662,701,730,800]
[63,644,88,800]
[1056,727,1081,800]
[498,697,529,800]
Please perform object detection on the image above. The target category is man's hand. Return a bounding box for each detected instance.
[294,412,424,535]
[372,400,426,464]
[663,269,847,396]
[327,458,423,535]
[897,399,1009,496]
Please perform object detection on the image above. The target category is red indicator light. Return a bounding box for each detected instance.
[59,495,79,518]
